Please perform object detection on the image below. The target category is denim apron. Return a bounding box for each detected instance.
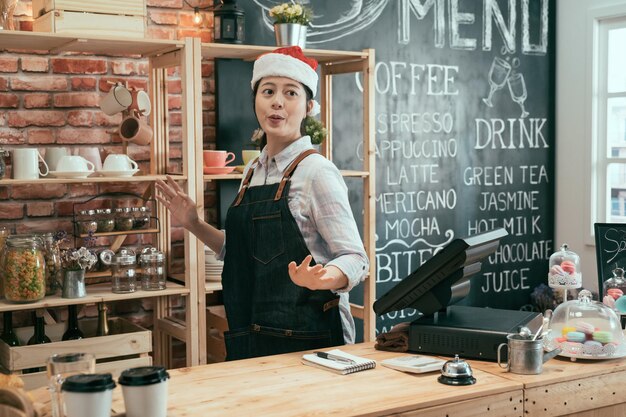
[222,149,344,360]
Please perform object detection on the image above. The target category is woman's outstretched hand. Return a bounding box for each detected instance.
[288,255,333,290]
[155,175,199,230]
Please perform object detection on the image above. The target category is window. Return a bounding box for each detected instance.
[593,18,626,225]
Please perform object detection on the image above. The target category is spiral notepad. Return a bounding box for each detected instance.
[302,349,376,375]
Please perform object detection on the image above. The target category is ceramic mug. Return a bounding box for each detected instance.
[242,150,260,165]
[44,146,69,171]
[128,89,151,116]
[100,82,132,116]
[203,150,235,168]
[56,155,95,173]
[12,148,49,179]
[119,111,153,146]
[73,147,103,172]
[102,154,138,172]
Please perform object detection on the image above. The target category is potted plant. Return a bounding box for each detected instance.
[60,247,97,298]
[269,2,313,48]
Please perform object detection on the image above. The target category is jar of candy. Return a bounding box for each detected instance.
[548,243,582,289]
[139,247,166,290]
[41,232,61,296]
[132,206,151,230]
[77,210,97,235]
[96,209,115,233]
[114,208,134,232]
[2,235,46,303]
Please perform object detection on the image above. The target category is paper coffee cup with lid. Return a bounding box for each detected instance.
[119,366,170,417]
[61,373,116,417]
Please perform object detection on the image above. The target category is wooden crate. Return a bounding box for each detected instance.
[206,305,228,363]
[0,317,151,381]
[33,10,146,39]
[32,0,146,18]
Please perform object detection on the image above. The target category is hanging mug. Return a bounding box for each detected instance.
[119,110,153,146]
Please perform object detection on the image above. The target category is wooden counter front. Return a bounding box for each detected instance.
[31,343,523,417]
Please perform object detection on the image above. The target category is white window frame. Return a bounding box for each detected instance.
[584,5,626,245]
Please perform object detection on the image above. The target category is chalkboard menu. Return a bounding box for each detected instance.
[216,0,556,336]
[594,223,626,296]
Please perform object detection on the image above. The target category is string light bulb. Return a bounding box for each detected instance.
[193,7,203,25]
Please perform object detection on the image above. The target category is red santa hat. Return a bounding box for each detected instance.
[251,46,320,116]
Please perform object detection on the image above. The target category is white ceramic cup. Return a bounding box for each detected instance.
[12,148,49,179]
[62,373,115,417]
[56,155,95,172]
[73,147,103,171]
[128,89,152,116]
[100,83,132,116]
[102,154,138,172]
[44,147,69,171]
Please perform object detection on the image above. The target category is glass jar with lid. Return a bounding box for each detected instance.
[41,232,61,296]
[548,243,582,289]
[132,206,151,230]
[139,247,166,290]
[1,235,46,303]
[602,267,626,310]
[545,289,626,360]
[96,209,115,233]
[77,210,97,235]
[114,208,134,232]
[100,248,137,293]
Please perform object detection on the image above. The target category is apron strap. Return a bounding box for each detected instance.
[232,157,260,207]
[274,149,319,201]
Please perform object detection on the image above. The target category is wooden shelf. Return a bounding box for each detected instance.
[0,174,186,186]
[201,42,368,63]
[77,228,159,238]
[0,30,182,57]
[0,282,189,313]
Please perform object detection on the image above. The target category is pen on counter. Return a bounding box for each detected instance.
[314,351,357,365]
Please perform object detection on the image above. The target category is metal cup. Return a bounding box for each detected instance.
[497,333,560,374]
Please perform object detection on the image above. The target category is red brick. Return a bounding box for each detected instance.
[0,128,24,143]
[26,202,55,217]
[167,79,181,94]
[178,12,200,27]
[0,203,24,219]
[54,92,100,108]
[111,61,138,76]
[0,57,18,73]
[56,201,76,216]
[169,112,182,126]
[146,0,182,8]
[167,67,178,77]
[137,62,149,76]
[27,129,55,144]
[11,184,66,199]
[0,93,18,108]
[19,20,33,32]
[99,78,125,92]
[149,10,178,25]
[0,77,8,91]
[205,111,216,126]
[67,110,94,127]
[71,77,97,91]
[94,112,122,127]
[0,188,8,199]
[11,76,68,91]
[7,111,65,127]
[58,128,110,144]
[169,127,182,142]
[202,95,215,111]
[176,29,203,41]
[168,95,181,110]
[20,56,49,72]
[201,61,214,77]
[51,58,107,74]
[16,219,73,235]
[208,79,215,94]
[146,27,176,40]
[67,184,98,198]
[126,79,148,91]
[23,93,52,109]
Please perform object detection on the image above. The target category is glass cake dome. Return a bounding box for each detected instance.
[545,290,626,361]
[548,243,582,289]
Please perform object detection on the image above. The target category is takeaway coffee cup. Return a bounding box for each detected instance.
[203,150,235,167]
[119,110,153,146]
[12,148,48,179]
[56,155,95,173]
[44,147,69,171]
[61,373,116,417]
[100,82,132,116]
[102,154,138,172]
[119,366,170,417]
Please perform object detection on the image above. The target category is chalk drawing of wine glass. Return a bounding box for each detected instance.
[507,72,529,118]
[482,57,512,107]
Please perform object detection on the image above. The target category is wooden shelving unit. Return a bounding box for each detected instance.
[0,174,186,186]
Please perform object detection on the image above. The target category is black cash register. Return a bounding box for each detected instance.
[373,228,542,361]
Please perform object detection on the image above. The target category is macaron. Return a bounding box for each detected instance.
[566,331,586,343]
[583,340,603,354]
[575,321,595,334]
[608,288,624,300]
[561,260,576,274]
[550,265,566,276]
[592,331,613,344]
[562,326,577,336]
[603,295,616,308]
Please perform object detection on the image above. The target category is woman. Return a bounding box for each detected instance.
[156,46,368,360]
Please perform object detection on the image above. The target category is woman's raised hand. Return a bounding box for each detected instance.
[155,175,199,230]
[288,255,331,290]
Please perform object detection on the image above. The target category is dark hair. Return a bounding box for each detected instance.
[252,79,313,150]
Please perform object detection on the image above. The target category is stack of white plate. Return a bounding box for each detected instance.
[205,246,224,282]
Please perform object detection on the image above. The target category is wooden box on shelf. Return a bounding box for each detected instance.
[32,0,146,17]
[0,317,151,390]
[206,305,228,363]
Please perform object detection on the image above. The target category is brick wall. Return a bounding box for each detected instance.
[0,0,218,368]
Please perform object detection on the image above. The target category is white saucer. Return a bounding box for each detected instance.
[97,169,139,177]
[48,171,94,179]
